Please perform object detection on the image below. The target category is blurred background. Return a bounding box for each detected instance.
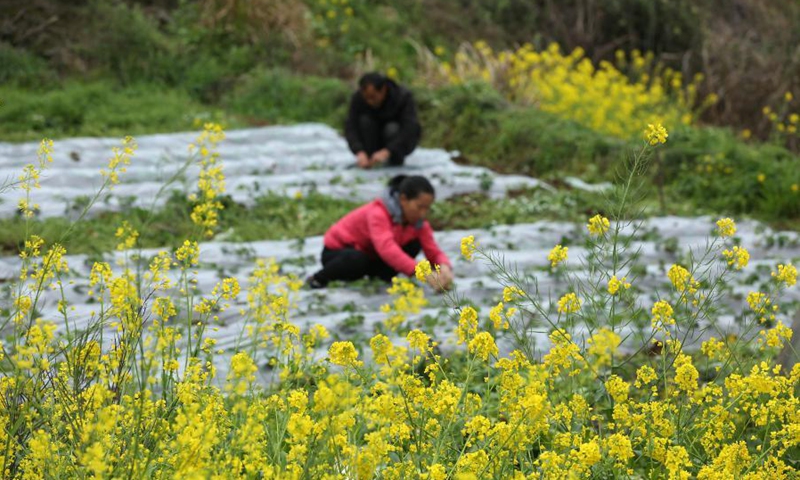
[2,0,800,225]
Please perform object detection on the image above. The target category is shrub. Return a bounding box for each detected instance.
[0,43,55,87]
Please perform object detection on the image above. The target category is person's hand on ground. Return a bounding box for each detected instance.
[436,264,454,291]
[426,264,454,293]
[356,151,370,169]
[370,148,391,166]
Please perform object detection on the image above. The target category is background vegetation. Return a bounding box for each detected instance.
[2,0,800,226]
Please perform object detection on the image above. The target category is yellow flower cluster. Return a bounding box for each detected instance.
[587,328,621,368]
[651,300,675,331]
[488,301,516,330]
[547,244,568,267]
[747,291,777,324]
[414,259,432,282]
[329,341,361,367]
[175,240,200,267]
[407,330,431,352]
[557,292,581,314]
[644,123,669,145]
[380,277,427,332]
[100,136,137,186]
[427,42,707,139]
[468,331,498,360]
[772,263,797,287]
[502,285,525,302]
[758,321,793,349]
[457,306,479,344]
[17,139,55,217]
[189,123,226,237]
[668,264,700,297]
[761,93,800,142]
[716,217,737,237]
[722,246,750,270]
[587,214,610,237]
[114,220,139,251]
[461,235,477,261]
[607,275,631,295]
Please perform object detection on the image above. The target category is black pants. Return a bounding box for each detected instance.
[312,240,422,285]
[358,115,420,166]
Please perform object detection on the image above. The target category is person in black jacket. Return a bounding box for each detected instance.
[344,72,422,169]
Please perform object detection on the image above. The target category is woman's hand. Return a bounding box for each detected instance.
[426,264,454,293]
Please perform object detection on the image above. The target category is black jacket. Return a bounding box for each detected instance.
[344,80,421,158]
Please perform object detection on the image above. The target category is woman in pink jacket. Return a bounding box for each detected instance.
[306,175,454,291]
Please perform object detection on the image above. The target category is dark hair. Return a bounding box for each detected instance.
[388,175,435,199]
[359,72,387,90]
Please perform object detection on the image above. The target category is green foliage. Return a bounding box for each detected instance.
[223,69,350,125]
[0,43,55,87]
[428,189,601,230]
[77,1,175,85]
[663,126,800,220]
[417,83,623,178]
[0,82,222,141]
[0,192,358,256]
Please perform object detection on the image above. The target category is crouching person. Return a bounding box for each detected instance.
[345,72,422,168]
[307,175,453,291]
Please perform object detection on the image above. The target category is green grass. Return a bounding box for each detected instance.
[223,68,351,126]
[0,81,234,142]
[0,189,605,257]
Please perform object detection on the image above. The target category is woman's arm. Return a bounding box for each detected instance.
[366,209,418,276]
[418,223,451,269]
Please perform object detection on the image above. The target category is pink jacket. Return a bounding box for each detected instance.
[323,198,451,276]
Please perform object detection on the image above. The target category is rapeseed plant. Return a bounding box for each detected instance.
[0,123,797,479]
[422,42,714,141]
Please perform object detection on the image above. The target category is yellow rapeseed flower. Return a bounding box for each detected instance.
[665,446,692,478]
[722,246,749,270]
[746,291,775,324]
[557,293,581,314]
[605,433,634,463]
[461,235,477,261]
[772,263,797,287]
[587,328,621,368]
[635,365,657,387]
[328,341,361,367]
[587,214,610,237]
[175,240,200,266]
[607,275,631,295]
[115,221,139,251]
[604,375,630,403]
[547,244,568,267]
[651,300,675,330]
[674,354,698,393]
[407,329,430,352]
[468,332,498,361]
[502,285,524,302]
[457,306,478,344]
[716,218,737,237]
[644,123,669,145]
[369,334,392,364]
[415,260,432,282]
[759,321,793,348]
[667,264,699,296]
